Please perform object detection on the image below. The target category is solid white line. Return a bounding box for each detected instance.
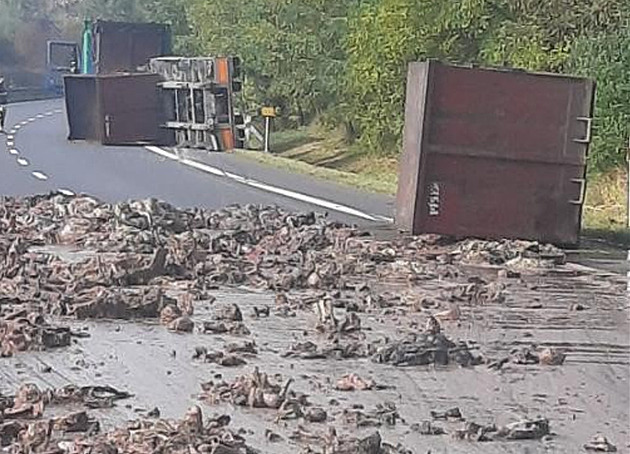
[145,145,177,160]
[245,179,380,221]
[58,188,75,196]
[224,171,247,183]
[144,145,386,222]
[180,158,226,177]
[8,148,18,155]
[17,157,29,166]
[32,171,48,180]
[374,215,395,223]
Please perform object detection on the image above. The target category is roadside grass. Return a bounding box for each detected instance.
[239,127,398,194]
[582,169,630,247]
[241,127,629,246]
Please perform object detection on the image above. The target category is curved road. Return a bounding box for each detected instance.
[1,99,393,226]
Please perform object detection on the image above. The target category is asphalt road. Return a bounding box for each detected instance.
[0,99,393,226]
[1,99,627,277]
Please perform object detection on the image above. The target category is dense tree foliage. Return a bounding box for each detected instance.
[0,0,627,171]
[188,0,357,126]
[346,0,629,169]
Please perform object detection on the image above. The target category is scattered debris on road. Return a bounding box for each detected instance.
[0,194,626,453]
[584,434,618,452]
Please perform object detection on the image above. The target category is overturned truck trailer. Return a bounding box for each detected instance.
[396,61,595,246]
[150,57,245,151]
[64,23,244,151]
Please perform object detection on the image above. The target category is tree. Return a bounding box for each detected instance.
[188,0,357,125]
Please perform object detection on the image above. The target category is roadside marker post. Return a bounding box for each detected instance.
[261,107,276,153]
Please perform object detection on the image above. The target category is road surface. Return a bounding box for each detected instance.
[0,99,393,227]
[0,99,628,454]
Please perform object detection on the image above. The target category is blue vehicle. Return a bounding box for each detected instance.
[46,40,79,94]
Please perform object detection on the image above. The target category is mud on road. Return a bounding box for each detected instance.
[0,194,628,453]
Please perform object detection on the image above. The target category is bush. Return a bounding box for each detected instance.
[566,26,630,172]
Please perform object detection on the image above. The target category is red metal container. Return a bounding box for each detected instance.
[396,61,595,245]
[93,21,171,74]
[65,73,173,146]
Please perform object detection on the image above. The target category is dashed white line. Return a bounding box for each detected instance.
[6,135,14,140]
[36,114,44,119]
[6,141,14,147]
[14,125,21,130]
[32,171,48,181]
[8,148,18,155]
[58,189,75,197]
[17,157,29,166]
[145,145,387,222]
[20,121,28,126]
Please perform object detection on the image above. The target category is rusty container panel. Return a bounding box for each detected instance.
[396,61,595,245]
[96,73,169,146]
[64,73,173,146]
[94,21,171,74]
[64,75,98,141]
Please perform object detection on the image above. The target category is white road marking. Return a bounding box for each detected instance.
[32,171,48,180]
[180,158,226,177]
[9,130,16,134]
[224,171,247,183]
[145,145,388,222]
[244,179,382,221]
[145,145,178,160]
[14,125,21,130]
[20,121,28,126]
[27,118,36,123]
[36,115,44,119]
[6,141,14,147]
[6,135,14,140]
[54,109,63,114]
[58,188,75,197]
[45,112,53,116]
[8,148,18,155]
[17,157,29,166]
[374,215,395,223]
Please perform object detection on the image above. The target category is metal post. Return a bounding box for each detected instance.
[264,117,271,153]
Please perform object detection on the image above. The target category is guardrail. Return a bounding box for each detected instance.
[7,87,62,103]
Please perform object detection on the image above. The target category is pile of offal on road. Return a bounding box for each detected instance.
[0,194,625,453]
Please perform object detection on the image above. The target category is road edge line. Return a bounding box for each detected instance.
[144,145,386,222]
